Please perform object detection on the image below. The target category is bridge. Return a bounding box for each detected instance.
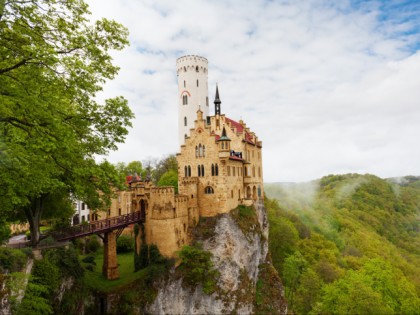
[53,210,145,280]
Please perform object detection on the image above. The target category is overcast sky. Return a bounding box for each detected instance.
[87,0,420,182]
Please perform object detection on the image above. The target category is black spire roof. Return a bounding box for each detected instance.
[214,84,221,115]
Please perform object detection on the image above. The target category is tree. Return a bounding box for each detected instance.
[153,155,178,184]
[0,0,133,245]
[157,169,178,193]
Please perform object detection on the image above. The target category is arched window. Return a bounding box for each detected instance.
[188,166,191,177]
[205,186,214,194]
[201,165,204,177]
[184,166,188,177]
[199,144,203,157]
[215,164,219,176]
[198,165,201,177]
[196,66,199,72]
[184,116,187,126]
[195,146,198,158]
[211,164,214,176]
[203,145,205,157]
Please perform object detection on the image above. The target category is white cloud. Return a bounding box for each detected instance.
[87,0,420,182]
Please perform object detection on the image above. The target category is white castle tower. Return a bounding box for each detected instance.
[176,55,209,145]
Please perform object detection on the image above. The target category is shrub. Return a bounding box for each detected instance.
[0,248,27,273]
[178,244,219,294]
[31,258,60,296]
[82,255,96,264]
[117,235,134,253]
[85,236,101,254]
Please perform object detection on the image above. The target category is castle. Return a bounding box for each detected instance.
[94,55,264,258]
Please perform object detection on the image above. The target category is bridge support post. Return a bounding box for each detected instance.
[103,231,119,280]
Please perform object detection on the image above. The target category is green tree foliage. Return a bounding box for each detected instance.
[153,155,178,184]
[157,169,178,193]
[115,160,146,182]
[0,218,10,244]
[0,0,133,245]
[265,174,420,314]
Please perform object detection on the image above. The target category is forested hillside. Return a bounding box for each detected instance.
[265,174,420,314]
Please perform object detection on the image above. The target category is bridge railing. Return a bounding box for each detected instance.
[52,211,144,241]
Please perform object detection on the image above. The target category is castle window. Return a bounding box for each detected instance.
[185,134,187,139]
[201,165,205,176]
[184,80,186,87]
[184,116,187,126]
[203,145,205,157]
[184,66,186,72]
[184,166,188,177]
[199,144,203,157]
[252,166,256,177]
[183,95,188,105]
[205,186,214,194]
[118,208,121,216]
[244,166,248,176]
[195,146,198,157]
[221,142,224,150]
[198,165,201,177]
[258,167,261,177]
[196,66,199,72]
[211,164,215,176]
[215,164,218,176]
[188,166,191,177]
[227,166,230,176]
[233,167,236,176]
[197,79,199,87]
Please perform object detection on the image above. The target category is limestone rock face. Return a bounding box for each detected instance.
[148,201,287,314]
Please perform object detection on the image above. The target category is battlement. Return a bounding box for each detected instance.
[151,186,175,195]
[176,55,208,73]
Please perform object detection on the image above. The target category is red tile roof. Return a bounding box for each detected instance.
[225,117,254,145]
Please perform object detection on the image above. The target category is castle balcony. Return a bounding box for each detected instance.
[243,176,253,184]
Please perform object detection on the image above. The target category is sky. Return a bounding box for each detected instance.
[86,0,420,182]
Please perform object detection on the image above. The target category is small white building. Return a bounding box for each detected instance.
[72,200,90,225]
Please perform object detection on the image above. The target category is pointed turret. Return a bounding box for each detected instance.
[214,84,221,115]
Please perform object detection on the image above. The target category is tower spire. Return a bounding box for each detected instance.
[214,84,221,115]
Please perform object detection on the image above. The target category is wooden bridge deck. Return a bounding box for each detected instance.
[53,211,145,241]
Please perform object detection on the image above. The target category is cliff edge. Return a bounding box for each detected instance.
[148,201,288,314]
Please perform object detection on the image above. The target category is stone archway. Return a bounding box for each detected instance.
[140,199,147,220]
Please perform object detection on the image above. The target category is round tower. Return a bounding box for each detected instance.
[176,55,209,145]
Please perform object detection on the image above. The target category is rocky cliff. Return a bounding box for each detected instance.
[148,201,287,314]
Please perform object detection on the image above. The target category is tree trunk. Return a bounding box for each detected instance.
[25,197,43,247]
